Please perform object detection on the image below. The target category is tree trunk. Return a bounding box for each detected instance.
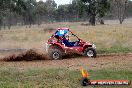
[3,23,5,29]
[8,15,12,30]
[119,19,123,24]
[8,24,11,29]
[0,25,1,30]
[29,16,31,28]
[37,14,41,26]
[0,19,2,30]
[89,15,96,26]
[115,0,127,24]
[99,18,104,24]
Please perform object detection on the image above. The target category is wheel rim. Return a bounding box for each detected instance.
[53,52,60,59]
[87,50,94,57]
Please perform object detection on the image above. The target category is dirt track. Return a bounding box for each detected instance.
[0,53,132,71]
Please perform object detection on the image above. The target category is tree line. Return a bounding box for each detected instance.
[0,0,132,29]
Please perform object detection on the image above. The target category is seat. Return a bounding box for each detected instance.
[63,39,75,47]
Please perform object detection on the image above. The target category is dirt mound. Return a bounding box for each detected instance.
[2,49,48,61]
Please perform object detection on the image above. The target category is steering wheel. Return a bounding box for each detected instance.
[74,39,80,46]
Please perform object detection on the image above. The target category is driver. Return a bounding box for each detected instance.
[63,34,79,47]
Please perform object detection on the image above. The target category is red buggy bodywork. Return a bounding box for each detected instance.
[46,28,96,59]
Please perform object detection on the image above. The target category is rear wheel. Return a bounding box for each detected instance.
[84,48,96,58]
[49,49,62,60]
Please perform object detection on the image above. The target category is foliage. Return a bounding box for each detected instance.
[81,0,110,25]
[0,0,132,28]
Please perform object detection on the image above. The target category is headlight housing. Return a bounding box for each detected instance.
[92,44,96,49]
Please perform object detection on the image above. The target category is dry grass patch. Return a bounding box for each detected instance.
[0,22,132,53]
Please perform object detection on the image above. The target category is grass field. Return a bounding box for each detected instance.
[0,68,132,88]
[0,20,132,88]
[0,21,132,54]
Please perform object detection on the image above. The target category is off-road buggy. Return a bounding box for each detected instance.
[46,28,96,60]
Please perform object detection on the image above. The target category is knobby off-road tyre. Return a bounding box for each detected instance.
[84,48,96,58]
[49,49,62,60]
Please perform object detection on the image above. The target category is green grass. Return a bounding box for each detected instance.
[0,68,131,88]
[97,46,132,54]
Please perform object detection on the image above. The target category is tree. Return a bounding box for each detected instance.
[35,1,47,25]
[0,0,12,29]
[114,0,128,24]
[56,0,84,22]
[81,0,110,25]
[45,0,57,22]
[0,0,27,29]
[57,5,68,21]
[70,0,83,21]
[126,1,132,17]
[22,0,37,27]
[97,0,110,24]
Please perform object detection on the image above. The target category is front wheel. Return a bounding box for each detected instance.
[84,48,96,58]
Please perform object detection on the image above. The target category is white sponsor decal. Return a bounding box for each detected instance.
[60,30,64,34]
